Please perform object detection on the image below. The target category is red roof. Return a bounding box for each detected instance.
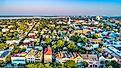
[44,47,52,55]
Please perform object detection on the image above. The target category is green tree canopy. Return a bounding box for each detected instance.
[110,60,120,68]
[82,61,88,67]
[56,40,65,49]
[67,42,76,50]
[64,60,77,68]
[45,38,52,45]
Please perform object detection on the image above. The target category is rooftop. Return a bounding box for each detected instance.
[0,51,10,58]
[44,47,52,55]
[13,52,27,57]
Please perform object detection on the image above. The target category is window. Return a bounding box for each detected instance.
[90,65,92,67]
[89,62,93,64]
[95,65,97,67]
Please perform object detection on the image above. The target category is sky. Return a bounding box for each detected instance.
[0,0,121,16]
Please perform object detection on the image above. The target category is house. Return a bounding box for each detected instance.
[74,20,85,24]
[26,49,42,63]
[117,57,121,65]
[11,52,27,65]
[23,39,33,47]
[0,50,10,62]
[56,52,99,68]
[112,41,121,49]
[89,38,102,44]
[8,25,14,29]
[91,44,99,49]
[108,47,121,57]
[56,52,83,63]
[44,47,52,63]
[99,56,118,62]
[6,40,20,45]
[2,28,9,33]
[73,30,91,35]
[28,33,36,38]
[96,16,102,20]
[94,21,99,25]
[81,54,99,68]
[99,56,119,67]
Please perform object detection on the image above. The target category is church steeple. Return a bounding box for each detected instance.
[68,17,71,24]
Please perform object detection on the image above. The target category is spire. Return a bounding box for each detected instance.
[68,17,71,24]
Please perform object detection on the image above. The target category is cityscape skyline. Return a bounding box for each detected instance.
[0,0,121,16]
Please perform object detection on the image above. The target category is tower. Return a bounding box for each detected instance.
[67,17,71,24]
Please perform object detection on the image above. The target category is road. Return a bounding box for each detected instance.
[18,19,38,46]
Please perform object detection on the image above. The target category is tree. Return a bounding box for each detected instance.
[5,55,11,63]
[92,34,99,39]
[110,60,120,68]
[0,60,4,67]
[100,61,105,64]
[7,33,13,37]
[105,60,110,67]
[20,48,26,52]
[108,65,113,68]
[45,38,52,45]
[82,61,88,67]
[10,47,21,55]
[81,38,88,43]
[97,48,102,53]
[99,42,103,48]
[26,64,37,68]
[36,63,44,68]
[0,32,2,37]
[56,40,64,49]
[64,60,77,68]
[71,35,80,42]
[67,42,76,50]
[45,63,52,68]
[0,43,8,50]
[52,44,57,50]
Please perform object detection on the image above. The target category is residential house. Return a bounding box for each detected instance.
[28,33,36,39]
[117,57,121,65]
[73,30,91,35]
[6,40,20,45]
[81,54,99,68]
[89,38,102,44]
[0,50,10,62]
[44,47,52,63]
[99,56,118,62]
[11,52,27,65]
[23,39,33,47]
[26,49,42,63]
[56,52,83,63]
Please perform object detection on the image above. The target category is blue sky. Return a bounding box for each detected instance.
[0,0,121,16]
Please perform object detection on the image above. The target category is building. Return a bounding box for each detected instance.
[108,47,121,57]
[56,52,83,63]
[89,38,102,44]
[99,56,118,62]
[73,30,91,35]
[74,20,85,24]
[6,40,20,45]
[2,28,9,33]
[81,54,99,68]
[26,49,42,63]
[0,50,10,62]
[117,57,121,65]
[44,47,52,63]
[56,51,99,68]
[96,16,102,20]
[28,33,36,39]
[11,52,27,65]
